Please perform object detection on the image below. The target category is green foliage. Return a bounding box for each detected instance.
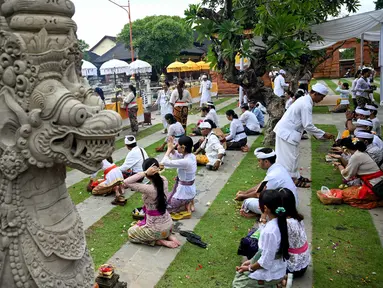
[375,0,383,9]
[78,39,90,61]
[118,16,193,73]
[185,0,360,83]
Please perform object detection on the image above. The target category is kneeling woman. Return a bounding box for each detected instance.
[334,137,383,209]
[124,158,181,248]
[156,114,185,152]
[224,109,248,151]
[161,136,197,216]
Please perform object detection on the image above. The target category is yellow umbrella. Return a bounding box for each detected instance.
[182,60,200,72]
[167,60,185,73]
[196,61,211,71]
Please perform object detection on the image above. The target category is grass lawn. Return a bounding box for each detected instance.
[217,101,238,115]
[313,106,330,114]
[156,137,265,288]
[311,125,383,288]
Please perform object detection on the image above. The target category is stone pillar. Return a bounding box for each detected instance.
[0,1,122,287]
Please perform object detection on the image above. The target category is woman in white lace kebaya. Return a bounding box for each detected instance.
[280,188,310,278]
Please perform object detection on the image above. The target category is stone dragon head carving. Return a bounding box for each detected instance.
[0,1,122,178]
[0,1,122,287]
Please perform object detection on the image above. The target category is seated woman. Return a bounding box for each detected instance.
[89,158,126,206]
[233,189,289,287]
[161,136,197,219]
[156,114,185,152]
[331,81,350,113]
[239,104,261,135]
[333,137,383,209]
[224,109,248,152]
[125,158,181,248]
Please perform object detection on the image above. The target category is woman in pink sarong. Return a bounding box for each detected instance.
[124,158,181,248]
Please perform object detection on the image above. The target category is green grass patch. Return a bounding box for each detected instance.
[322,79,340,94]
[313,106,330,114]
[310,79,318,86]
[311,124,383,288]
[217,101,238,115]
[156,137,265,288]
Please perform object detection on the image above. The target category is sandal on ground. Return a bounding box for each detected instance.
[111,196,127,206]
[179,230,201,240]
[241,145,249,152]
[186,236,207,249]
[296,176,311,183]
[294,179,311,188]
[171,211,192,221]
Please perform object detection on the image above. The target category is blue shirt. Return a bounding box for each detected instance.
[251,108,264,127]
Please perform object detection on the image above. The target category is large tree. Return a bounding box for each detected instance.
[118,15,193,75]
[186,0,359,145]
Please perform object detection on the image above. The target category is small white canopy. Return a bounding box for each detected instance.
[100,59,131,75]
[81,60,98,76]
[309,9,383,50]
[127,59,152,75]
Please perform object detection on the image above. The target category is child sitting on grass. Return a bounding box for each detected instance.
[233,189,289,287]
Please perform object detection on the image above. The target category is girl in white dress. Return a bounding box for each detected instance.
[233,189,289,287]
[280,188,310,278]
[161,136,197,219]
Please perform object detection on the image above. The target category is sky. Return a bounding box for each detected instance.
[72,0,376,49]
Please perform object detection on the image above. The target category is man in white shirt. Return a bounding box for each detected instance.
[274,83,334,187]
[199,75,212,107]
[236,147,298,216]
[273,69,289,97]
[239,104,261,135]
[119,135,148,178]
[195,121,225,171]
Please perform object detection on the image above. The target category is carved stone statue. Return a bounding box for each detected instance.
[0,1,122,287]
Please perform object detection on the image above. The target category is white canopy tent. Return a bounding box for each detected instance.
[81,60,98,77]
[100,59,131,76]
[309,9,383,105]
[127,59,152,75]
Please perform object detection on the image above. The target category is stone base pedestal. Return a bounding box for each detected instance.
[96,274,127,288]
